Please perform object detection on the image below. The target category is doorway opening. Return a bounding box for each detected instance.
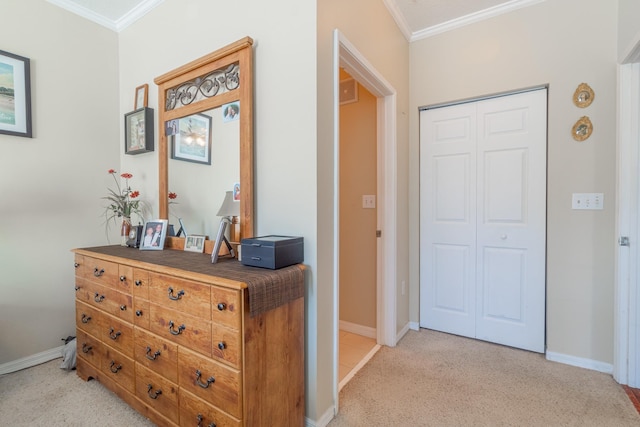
[333,29,398,404]
[338,67,380,389]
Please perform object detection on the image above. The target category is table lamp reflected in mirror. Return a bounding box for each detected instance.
[211,191,240,264]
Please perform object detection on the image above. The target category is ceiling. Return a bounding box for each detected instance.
[47,0,543,39]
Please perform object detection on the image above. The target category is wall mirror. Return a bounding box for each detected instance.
[154,37,254,252]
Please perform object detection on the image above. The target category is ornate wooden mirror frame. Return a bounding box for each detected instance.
[154,37,254,250]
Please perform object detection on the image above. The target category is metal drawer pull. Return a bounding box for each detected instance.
[167,287,185,300]
[135,280,142,287]
[146,346,161,361]
[81,314,91,324]
[168,320,185,335]
[195,370,215,389]
[74,262,79,268]
[250,256,261,260]
[82,343,92,354]
[74,286,80,291]
[147,384,162,399]
[109,361,122,373]
[217,302,227,311]
[94,293,105,303]
[135,310,143,317]
[120,305,127,311]
[218,342,226,350]
[196,414,217,427]
[108,327,121,340]
[93,268,105,277]
[119,275,126,282]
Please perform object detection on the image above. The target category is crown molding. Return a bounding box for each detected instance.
[115,0,164,32]
[47,0,163,32]
[384,0,545,43]
[411,0,545,42]
[382,0,413,42]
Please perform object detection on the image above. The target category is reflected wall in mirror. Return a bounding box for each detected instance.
[154,37,254,253]
[167,106,240,240]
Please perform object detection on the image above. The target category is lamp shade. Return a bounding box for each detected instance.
[217,190,240,217]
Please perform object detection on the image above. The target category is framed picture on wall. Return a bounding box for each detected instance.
[124,107,154,154]
[134,83,148,110]
[0,49,32,138]
[171,113,212,164]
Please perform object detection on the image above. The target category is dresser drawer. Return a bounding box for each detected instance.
[148,273,211,319]
[102,346,135,393]
[132,268,150,300]
[134,327,178,383]
[100,313,134,356]
[136,364,179,424]
[180,389,241,427]
[211,323,241,368]
[76,278,133,323]
[76,256,134,294]
[149,303,212,357]
[133,298,150,330]
[211,286,242,330]
[76,301,101,338]
[76,329,103,368]
[178,347,241,419]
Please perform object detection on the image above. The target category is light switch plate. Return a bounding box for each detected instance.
[572,193,604,210]
[362,195,376,209]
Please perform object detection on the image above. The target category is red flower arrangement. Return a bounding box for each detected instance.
[103,169,142,222]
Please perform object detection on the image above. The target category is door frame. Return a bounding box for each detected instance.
[615,59,640,387]
[332,28,398,408]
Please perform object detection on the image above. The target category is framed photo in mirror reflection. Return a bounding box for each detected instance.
[170,113,212,165]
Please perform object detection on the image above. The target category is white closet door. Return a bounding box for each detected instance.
[419,102,477,337]
[420,89,547,353]
[475,90,547,353]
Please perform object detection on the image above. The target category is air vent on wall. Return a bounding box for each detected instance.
[340,78,358,105]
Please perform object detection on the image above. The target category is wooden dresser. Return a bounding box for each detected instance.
[73,245,305,426]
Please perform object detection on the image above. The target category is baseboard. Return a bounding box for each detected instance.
[339,320,376,338]
[395,321,411,345]
[409,321,420,331]
[0,346,64,375]
[306,404,336,427]
[546,351,613,374]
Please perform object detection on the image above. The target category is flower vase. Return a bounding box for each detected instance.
[120,217,131,246]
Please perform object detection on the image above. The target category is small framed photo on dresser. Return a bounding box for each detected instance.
[184,235,206,253]
[139,219,168,250]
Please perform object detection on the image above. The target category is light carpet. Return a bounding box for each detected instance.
[329,329,640,426]
[1,329,639,426]
[0,359,154,426]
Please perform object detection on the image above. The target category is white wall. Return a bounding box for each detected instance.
[409,0,618,364]
[0,0,119,365]
[618,0,640,62]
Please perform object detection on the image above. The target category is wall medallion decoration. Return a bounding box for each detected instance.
[573,83,594,108]
[572,116,593,141]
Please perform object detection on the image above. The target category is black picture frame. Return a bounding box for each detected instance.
[0,49,32,138]
[125,107,154,155]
